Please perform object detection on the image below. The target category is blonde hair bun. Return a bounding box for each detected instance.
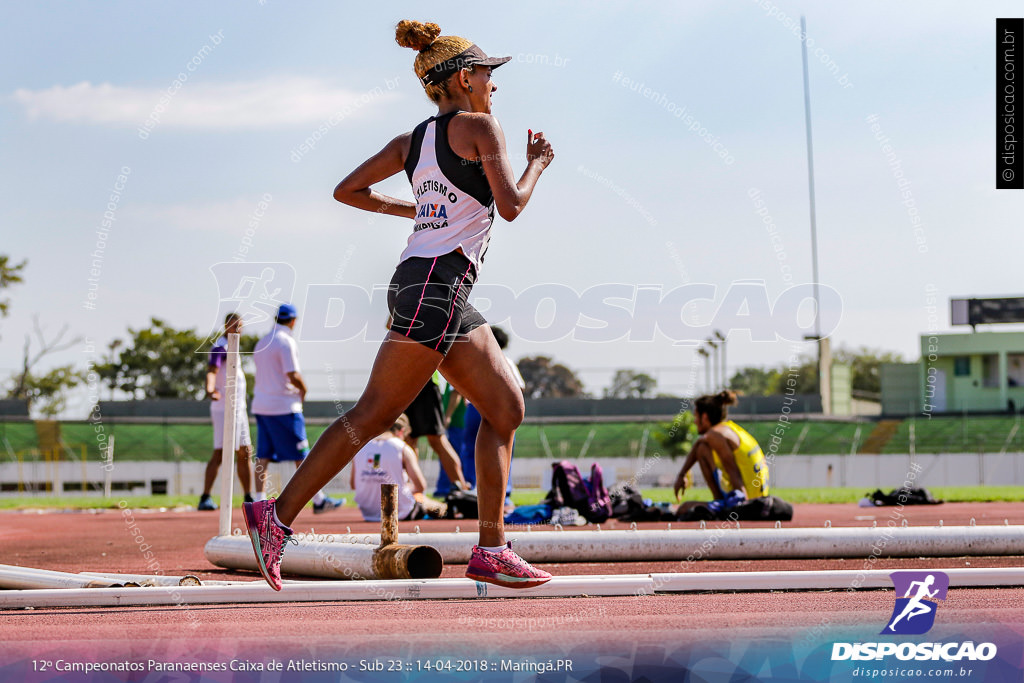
[395,20,441,51]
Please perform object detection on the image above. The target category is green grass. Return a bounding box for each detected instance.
[883,416,1022,454]
[0,494,349,510]
[3,485,1023,510]
[0,494,201,509]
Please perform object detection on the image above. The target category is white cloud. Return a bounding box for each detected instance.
[11,76,401,129]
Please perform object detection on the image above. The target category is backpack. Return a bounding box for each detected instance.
[869,487,943,506]
[587,464,612,523]
[677,496,794,522]
[546,461,612,524]
[608,482,646,519]
[444,489,479,519]
[731,495,794,521]
[621,502,677,522]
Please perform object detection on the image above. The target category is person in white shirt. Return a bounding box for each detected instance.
[350,414,445,521]
[252,303,341,514]
[199,313,253,510]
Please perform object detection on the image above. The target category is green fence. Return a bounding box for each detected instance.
[1,415,1021,465]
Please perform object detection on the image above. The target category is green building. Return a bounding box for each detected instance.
[882,330,1024,414]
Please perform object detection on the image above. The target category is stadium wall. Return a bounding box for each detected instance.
[95,395,824,421]
[2,452,1021,498]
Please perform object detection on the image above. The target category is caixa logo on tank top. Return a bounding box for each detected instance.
[413,178,458,231]
[414,202,450,231]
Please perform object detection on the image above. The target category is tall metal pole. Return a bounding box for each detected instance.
[800,16,830,414]
[714,330,727,390]
[800,16,821,341]
[698,348,711,394]
[706,339,719,392]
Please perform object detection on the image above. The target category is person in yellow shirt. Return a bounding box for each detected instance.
[673,390,769,515]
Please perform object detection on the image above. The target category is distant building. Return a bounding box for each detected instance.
[882,330,1024,415]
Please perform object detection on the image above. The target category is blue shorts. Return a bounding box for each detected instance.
[255,413,309,462]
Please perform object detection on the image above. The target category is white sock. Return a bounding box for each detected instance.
[479,544,506,554]
[253,492,267,502]
[312,491,326,505]
[272,507,286,529]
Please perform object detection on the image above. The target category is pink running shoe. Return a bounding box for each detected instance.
[242,499,295,591]
[465,542,552,588]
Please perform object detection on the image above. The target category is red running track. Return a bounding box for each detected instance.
[1,502,1022,661]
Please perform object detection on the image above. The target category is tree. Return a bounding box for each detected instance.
[726,346,901,397]
[653,410,698,459]
[17,365,85,417]
[517,356,586,398]
[781,356,819,395]
[727,366,783,396]
[0,254,27,320]
[6,317,84,416]
[833,346,904,396]
[604,369,657,398]
[95,318,258,399]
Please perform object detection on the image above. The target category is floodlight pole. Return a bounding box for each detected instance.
[801,16,831,414]
[705,339,719,392]
[714,330,727,390]
[697,348,711,394]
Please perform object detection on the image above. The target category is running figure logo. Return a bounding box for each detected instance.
[881,571,949,635]
[206,262,296,351]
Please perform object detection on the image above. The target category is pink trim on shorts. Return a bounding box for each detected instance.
[406,256,438,333]
[435,261,474,351]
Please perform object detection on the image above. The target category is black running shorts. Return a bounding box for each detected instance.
[387,251,486,356]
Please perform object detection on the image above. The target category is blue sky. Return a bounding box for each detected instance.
[2,0,1022,412]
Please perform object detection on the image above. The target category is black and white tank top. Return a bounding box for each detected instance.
[401,111,495,270]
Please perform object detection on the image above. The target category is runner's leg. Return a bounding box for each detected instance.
[439,326,524,547]
[274,331,442,525]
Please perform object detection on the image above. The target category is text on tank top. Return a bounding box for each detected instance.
[400,111,495,270]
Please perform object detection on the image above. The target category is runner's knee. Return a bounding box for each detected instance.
[481,393,524,437]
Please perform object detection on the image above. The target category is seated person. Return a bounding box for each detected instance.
[673,390,769,516]
[350,414,445,521]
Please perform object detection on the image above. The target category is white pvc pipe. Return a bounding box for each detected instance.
[4,567,1023,610]
[651,567,1024,592]
[76,572,246,587]
[282,525,1024,564]
[0,575,655,610]
[0,565,119,590]
[205,535,383,580]
[218,332,240,537]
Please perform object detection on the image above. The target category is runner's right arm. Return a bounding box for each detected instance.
[333,133,417,219]
[452,113,554,221]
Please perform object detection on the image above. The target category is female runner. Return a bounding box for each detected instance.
[243,19,554,589]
